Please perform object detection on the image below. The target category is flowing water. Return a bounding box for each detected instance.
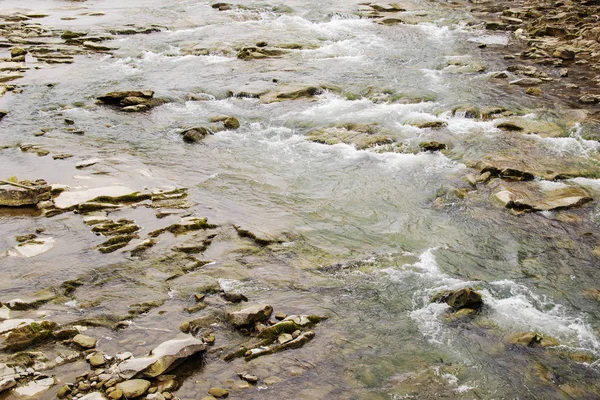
[1,0,600,399]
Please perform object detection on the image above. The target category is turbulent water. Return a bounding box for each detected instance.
[1,0,600,399]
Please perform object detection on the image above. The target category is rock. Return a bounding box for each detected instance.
[0,181,51,206]
[274,312,287,320]
[278,333,294,344]
[147,394,166,400]
[221,292,248,303]
[0,378,16,393]
[72,334,97,349]
[0,110,7,120]
[226,304,273,328]
[552,48,575,60]
[122,104,149,112]
[237,372,258,383]
[209,116,240,130]
[76,158,101,169]
[208,388,229,398]
[118,337,206,379]
[579,94,600,104]
[245,330,315,361]
[491,71,508,79]
[108,390,122,400]
[509,78,543,86]
[14,377,55,397]
[494,183,592,212]
[432,287,483,310]
[80,393,108,400]
[115,380,151,398]
[419,141,446,152]
[89,351,106,367]
[525,87,542,96]
[201,397,217,400]
[56,384,72,398]
[11,47,27,58]
[181,127,211,143]
[97,91,154,105]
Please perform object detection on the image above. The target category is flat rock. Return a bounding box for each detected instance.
[54,186,135,209]
[14,377,55,397]
[509,78,543,86]
[75,158,101,169]
[7,237,55,258]
[118,337,206,379]
[0,318,35,334]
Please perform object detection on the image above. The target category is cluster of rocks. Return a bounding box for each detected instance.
[96,90,167,113]
[57,336,207,400]
[189,303,329,362]
[470,0,600,104]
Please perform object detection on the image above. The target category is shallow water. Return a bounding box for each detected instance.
[1,0,600,399]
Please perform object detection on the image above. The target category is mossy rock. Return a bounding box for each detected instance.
[3,321,58,352]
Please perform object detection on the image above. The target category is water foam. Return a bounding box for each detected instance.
[384,248,600,356]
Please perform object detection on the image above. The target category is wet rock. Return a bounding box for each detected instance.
[221,292,248,303]
[491,71,508,79]
[181,127,211,143]
[14,377,55,397]
[226,304,273,328]
[115,379,151,398]
[552,48,575,60]
[419,141,446,152]
[208,388,229,398]
[238,372,258,384]
[3,321,58,352]
[245,330,315,361]
[509,332,559,347]
[0,110,7,120]
[0,180,51,206]
[11,47,27,58]
[579,94,600,104]
[237,46,288,60]
[89,351,106,367]
[432,287,483,310]
[509,78,543,86]
[209,116,240,130]
[525,87,542,96]
[306,123,393,150]
[76,158,101,169]
[72,334,97,349]
[118,337,206,379]
[97,90,154,105]
[494,183,592,212]
[408,119,447,129]
[0,378,16,393]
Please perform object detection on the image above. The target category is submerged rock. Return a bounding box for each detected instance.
[118,337,206,379]
[181,127,212,143]
[72,334,97,349]
[432,288,483,310]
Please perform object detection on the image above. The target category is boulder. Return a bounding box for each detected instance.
[432,287,483,310]
[419,141,446,152]
[115,380,151,398]
[118,337,206,379]
[208,388,229,398]
[226,304,273,328]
